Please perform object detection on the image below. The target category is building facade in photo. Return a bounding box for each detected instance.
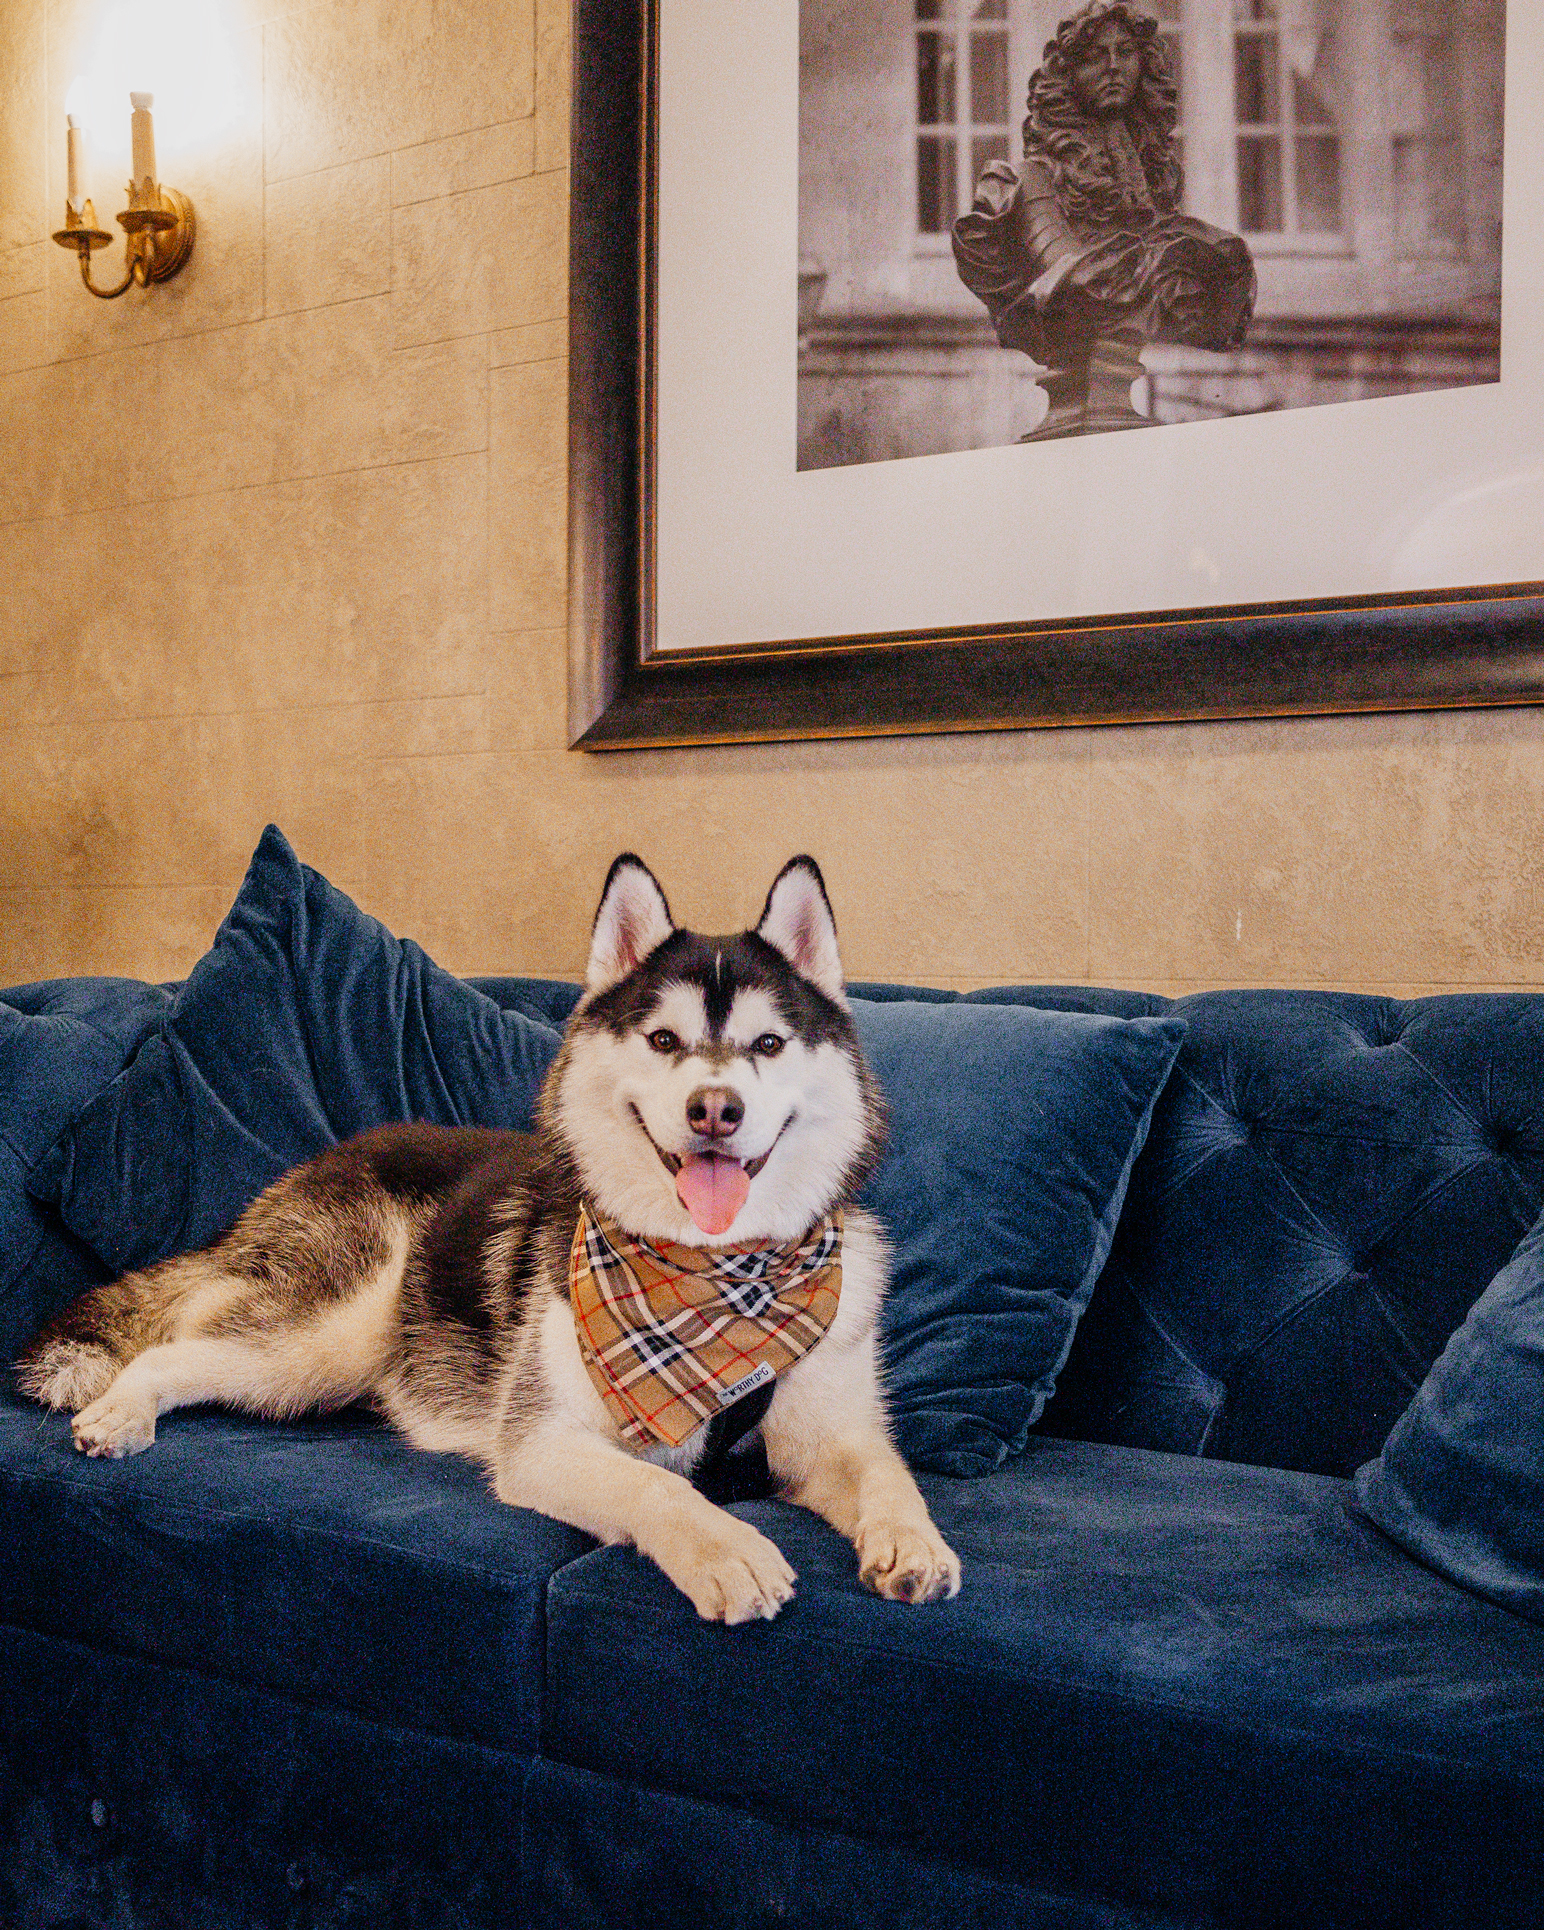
[798,0,1505,466]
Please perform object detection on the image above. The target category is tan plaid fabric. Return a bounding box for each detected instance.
[569,1204,844,1449]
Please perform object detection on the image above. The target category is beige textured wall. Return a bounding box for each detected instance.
[2,0,1541,998]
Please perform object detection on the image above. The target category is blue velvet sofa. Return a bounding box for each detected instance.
[3,946,1543,1929]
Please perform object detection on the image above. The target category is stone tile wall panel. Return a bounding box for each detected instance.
[0,0,1537,997]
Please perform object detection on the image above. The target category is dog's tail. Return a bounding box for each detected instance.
[15,1257,197,1411]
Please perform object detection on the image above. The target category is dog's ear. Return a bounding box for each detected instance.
[756,857,844,1001]
[587,855,675,993]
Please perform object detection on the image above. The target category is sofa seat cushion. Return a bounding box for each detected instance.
[0,1389,589,1753]
[544,1438,1544,1929]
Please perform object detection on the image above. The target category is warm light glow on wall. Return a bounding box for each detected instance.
[54,0,249,298]
[70,0,250,165]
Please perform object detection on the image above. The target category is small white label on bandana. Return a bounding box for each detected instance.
[716,1360,776,1406]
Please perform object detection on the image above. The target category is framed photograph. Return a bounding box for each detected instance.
[568,0,1543,750]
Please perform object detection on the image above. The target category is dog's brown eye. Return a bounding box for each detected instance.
[646,1028,680,1055]
[754,1033,785,1057]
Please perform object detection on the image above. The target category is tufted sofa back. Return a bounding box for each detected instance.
[1014,988,1544,1477]
[12,966,1534,1482]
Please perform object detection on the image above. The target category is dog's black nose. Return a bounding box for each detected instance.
[686,1085,743,1139]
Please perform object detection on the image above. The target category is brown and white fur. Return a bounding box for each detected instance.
[16,856,961,1624]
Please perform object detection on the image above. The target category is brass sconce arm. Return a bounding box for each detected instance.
[53,189,195,299]
[54,94,194,298]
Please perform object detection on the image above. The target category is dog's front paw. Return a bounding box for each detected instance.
[856,1518,961,1604]
[648,1509,798,1625]
[72,1390,156,1459]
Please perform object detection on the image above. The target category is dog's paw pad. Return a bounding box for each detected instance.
[71,1392,157,1459]
[857,1521,962,1605]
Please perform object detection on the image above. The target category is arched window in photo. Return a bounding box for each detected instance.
[915,0,1010,240]
[1233,0,1342,236]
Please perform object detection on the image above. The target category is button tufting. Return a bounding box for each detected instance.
[1350,1003,1408,1049]
[1062,991,1544,1477]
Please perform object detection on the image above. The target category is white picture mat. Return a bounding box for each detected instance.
[653,2,1539,655]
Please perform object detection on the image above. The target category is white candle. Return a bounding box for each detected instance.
[129,91,156,191]
[66,115,84,215]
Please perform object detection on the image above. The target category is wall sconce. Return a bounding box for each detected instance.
[53,89,195,299]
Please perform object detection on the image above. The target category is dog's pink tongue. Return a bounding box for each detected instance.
[676,1154,750,1234]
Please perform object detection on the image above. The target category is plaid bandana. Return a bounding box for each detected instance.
[569,1203,843,1449]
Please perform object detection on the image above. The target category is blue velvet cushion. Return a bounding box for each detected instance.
[850,999,1185,1475]
[544,1440,1544,1928]
[0,1386,589,1752]
[1354,1202,1544,1625]
[0,978,170,1359]
[30,825,562,1273]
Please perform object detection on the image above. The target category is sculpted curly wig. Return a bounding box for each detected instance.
[1023,1,1183,227]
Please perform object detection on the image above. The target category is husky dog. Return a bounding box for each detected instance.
[17,856,961,1623]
